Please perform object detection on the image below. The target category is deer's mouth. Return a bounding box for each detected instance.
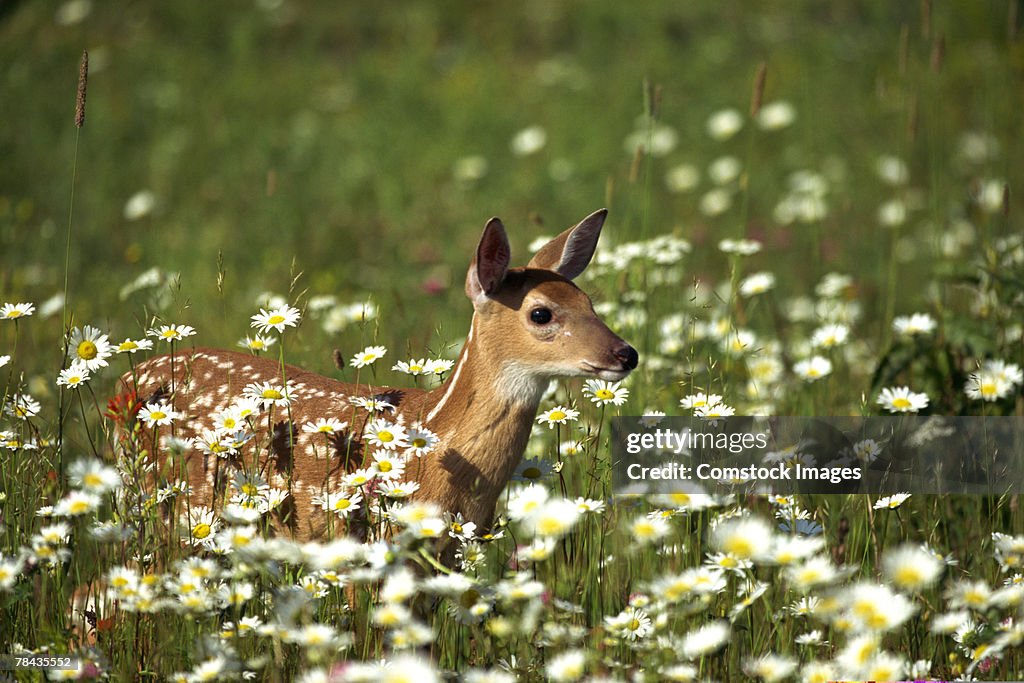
[580,361,634,381]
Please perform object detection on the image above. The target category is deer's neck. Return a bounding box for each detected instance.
[422,316,546,490]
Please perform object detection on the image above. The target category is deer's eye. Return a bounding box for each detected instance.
[529,307,553,325]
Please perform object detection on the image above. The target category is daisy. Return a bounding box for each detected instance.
[743,654,797,682]
[545,649,586,682]
[371,450,407,480]
[695,402,736,418]
[876,386,929,413]
[54,490,101,517]
[342,467,377,488]
[68,459,122,493]
[515,457,553,484]
[243,381,292,409]
[574,497,605,514]
[706,108,743,140]
[505,484,550,521]
[115,337,153,354]
[559,439,585,456]
[883,544,944,592]
[448,516,477,542]
[6,394,41,420]
[147,323,196,342]
[378,481,420,499]
[873,492,911,510]
[350,345,387,368]
[679,392,723,410]
[536,405,580,427]
[211,406,245,433]
[739,272,776,297]
[811,323,850,349]
[392,358,429,375]
[250,305,301,334]
[364,419,409,451]
[638,411,666,427]
[582,379,629,406]
[608,607,654,641]
[301,417,348,435]
[793,356,832,381]
[237,335,276,352]
[57,365,91,389]
[69,325,113,371]
[711,517,773,561]
[520,498,580,539]
[892,313,936,337]
[680,621,731,659]
[424,358,455,375]
[405,423,438,456]
[349,395,395,413]
[718,238,762,255]
[137,400,181,427]
[314,490,364,518]
[0,302,35,320]
[965,370,1012,401]
[629,515,671,544]
[182,507,219,548]
[720,328,756,357]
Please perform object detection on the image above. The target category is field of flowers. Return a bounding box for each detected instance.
[2,1,1024,681]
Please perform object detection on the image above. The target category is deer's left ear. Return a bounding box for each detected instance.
[527,208,607,280]
[465,217,511,308]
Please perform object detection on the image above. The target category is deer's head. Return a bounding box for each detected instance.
[463,209,638,400]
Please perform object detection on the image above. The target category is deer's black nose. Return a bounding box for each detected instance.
[614,343,639,371]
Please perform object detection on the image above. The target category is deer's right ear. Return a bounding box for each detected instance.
[465,217,511,308]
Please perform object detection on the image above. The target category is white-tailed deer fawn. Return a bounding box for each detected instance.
[124,209,637,544]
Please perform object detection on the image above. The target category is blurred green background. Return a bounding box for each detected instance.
[1,0,1021,369]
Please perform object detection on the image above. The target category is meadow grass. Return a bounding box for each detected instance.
[1,1,1024,681]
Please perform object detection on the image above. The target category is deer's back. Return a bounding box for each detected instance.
[122,348,431,539]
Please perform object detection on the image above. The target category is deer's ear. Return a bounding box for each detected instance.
[526,208,607,280]
[465,217,511,307]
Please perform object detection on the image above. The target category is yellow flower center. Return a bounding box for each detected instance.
[241,483,259,496]
[334,499,351,510]
[894,566,923,587]
[119,341,138,351]
[981,382,998,397]
[77,340,98,360]
[892,397,912,410]
[412,438,426,448]
[192,523,212,539]
[267,315,285,325]
[378,461,393,472]
[262,389,283,400]
[250,340,265,349]
[161,330,177,338]
[596,389,615,400]
[150,411,167,421]
[410,364,423,372]
[84,473,103,487]
[522,467,542,479]
[628,618,641,631]
[377,431,394,443]
[549,410,566,421]
[723,537,754,558]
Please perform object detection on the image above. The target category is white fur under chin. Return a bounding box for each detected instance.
[496,361,554,407]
